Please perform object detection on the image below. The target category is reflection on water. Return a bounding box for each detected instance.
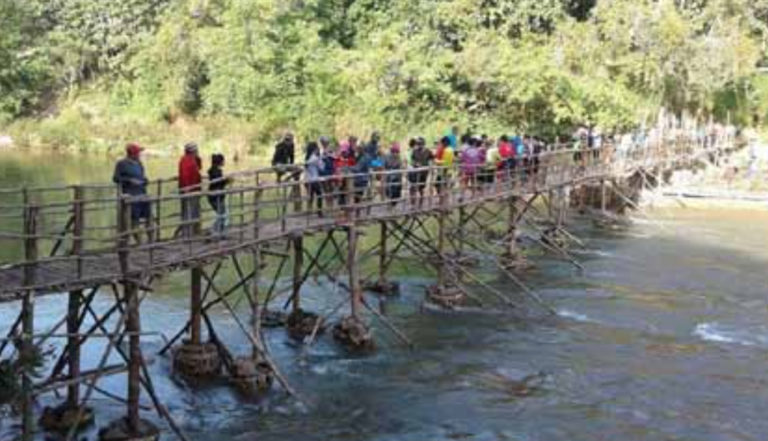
[2,151,768,440]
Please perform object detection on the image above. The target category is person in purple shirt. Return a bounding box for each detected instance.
[460,137,484,198]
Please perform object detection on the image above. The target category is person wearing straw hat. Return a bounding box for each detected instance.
[178,141,202,237]
[113,142,152,243]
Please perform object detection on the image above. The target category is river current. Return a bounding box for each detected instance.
[1,151,768,441]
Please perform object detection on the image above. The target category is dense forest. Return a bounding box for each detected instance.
[2,0,768,151]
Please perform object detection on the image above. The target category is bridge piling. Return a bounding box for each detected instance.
[332,209,374,351]
[190,268,202,345]
[292,235,303,313]
[367,221,398,295]
[21,189,37,441]
[66,290,81,406]
[98,198,159,441]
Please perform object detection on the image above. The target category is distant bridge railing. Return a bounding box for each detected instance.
[0,136,728,297]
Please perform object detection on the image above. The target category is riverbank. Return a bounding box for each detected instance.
[0,99,276,161]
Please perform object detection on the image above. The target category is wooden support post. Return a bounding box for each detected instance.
[21,189,37,441]
[600,179,607,213]
[507,197,519,259]
[252,186,263,351]
[559,187,568,226]
[292,235,303,313]
[155,180,162,242]
[436,211,447,291]
[117,197,142,433]
[547,190,555,220]
[66,290,82,408]
[251,245,262,355]
[72,185,85,278]
[125,281,141,433]
[457,206,466,257]
[190,267,203,345]
[293,171,303,213]
[378,221,388,287]
[348,225,361,319]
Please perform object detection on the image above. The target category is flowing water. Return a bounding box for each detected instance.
[1,151,768,441]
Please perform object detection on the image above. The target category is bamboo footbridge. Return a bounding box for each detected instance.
[0,136,733,441]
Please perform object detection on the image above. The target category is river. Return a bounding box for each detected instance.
[1,151,768,441]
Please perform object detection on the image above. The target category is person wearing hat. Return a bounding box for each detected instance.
[178,141,202,237]
[113,142,152,243]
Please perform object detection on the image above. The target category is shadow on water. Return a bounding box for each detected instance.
[2,151,768,440]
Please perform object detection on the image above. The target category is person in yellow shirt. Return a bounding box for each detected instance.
[434,136,454,194]
[484,140,502,188]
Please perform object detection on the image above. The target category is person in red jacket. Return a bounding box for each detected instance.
[179,142,202,237]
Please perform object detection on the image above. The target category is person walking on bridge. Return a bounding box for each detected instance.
[434,136,454,195]
[207,153,231,236]
[349,134,379,208]
[319,136,337,213]
[408,137,434,209]
[113,142,152,244]
[179,142,202,237]
[459,137,483,199]
[384,142,404,208]
[272,132,296,182]
[304,141,324,217]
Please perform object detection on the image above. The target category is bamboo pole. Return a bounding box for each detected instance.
[348,225,361,319]
[125,281,141,432]
[292,235,303,313]
[190,267,203,345]
[66,290,82,407]
[21,188,37,441]
[378,221,388,287]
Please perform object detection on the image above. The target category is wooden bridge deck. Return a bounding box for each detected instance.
[0,142,715,299]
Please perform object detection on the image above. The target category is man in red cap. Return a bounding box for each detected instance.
[113,142,152,243]
[178,141,202,237]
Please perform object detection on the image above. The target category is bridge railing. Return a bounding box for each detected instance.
[0,136,725,295]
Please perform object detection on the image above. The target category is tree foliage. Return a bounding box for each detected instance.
[2,0,767,136]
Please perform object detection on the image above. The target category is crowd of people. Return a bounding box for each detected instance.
[112,123,720,241]
[269,128,563,216]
